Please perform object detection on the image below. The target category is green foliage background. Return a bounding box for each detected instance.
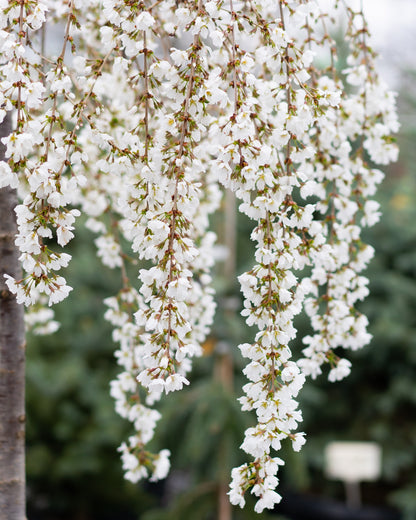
[26,72,416,520]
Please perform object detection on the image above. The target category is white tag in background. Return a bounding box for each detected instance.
[325,441,382,483]
[324,441,382,508]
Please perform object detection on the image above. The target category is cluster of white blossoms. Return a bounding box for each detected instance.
[0,0,99,313]
[297,6,399,384]
[104,287,172,481]
[0,0,397,512]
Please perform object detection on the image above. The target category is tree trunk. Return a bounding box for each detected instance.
[216,190,236,520]
[0,115,26,519]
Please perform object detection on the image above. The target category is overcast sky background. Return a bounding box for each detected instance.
[365,0,416,82]
[324,0,416,86]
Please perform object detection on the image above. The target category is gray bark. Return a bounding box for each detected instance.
[0,114,26,519]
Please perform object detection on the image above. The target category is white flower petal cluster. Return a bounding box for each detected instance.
[24,296,60,335]
[208,0,397,512]
[0,0,397,510]
[297,6,398,383]
[0,1,100,308]
[229,456,285,512]
[105,288,171,482]
[69,0,220,482]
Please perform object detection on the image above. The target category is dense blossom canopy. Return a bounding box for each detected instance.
[0,0,398,512]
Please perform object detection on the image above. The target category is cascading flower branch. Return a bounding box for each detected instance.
[0,0,397,513]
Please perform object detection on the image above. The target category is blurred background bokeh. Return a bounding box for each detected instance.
[25,2,416,519]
